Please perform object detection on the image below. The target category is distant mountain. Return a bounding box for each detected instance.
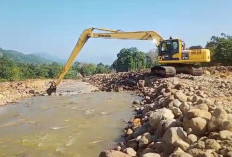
[0,47,52,64]
[34,52,66,64]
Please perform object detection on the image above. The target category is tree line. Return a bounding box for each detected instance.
[0,57,110,81]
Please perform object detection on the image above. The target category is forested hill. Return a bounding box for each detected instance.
[0,47,52,64]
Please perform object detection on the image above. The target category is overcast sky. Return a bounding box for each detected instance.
[0,0,232,65]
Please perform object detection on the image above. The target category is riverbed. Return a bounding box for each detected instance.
[0,92,138,157]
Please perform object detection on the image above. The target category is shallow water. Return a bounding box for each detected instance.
[0,92,137,157]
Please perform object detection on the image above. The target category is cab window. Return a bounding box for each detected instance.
[172,41,178,50]
[161,42,167,51]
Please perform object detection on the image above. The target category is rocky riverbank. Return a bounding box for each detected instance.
[87,66,232,157]
[0,79,98,106]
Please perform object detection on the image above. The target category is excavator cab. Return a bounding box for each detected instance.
[158,39,181,61]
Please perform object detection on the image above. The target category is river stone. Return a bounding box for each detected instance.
[183,117,207,136]
[186,134,198,144]
[208,132,220,139]
[126,128,133,135]
[149,108,174,129]
[138,80,145,88]
[142,153,161,157]
[169,99,182,108]
[179,102,190,114]
[173,139,190,151]
[170,147,193,157]
[99,150,131,157]
[220,120,232,131]
[133,100,140,104]
[126,140,138,150]
[185,108,211,120]
[172,107,182,117]
[208,106,228,131]
[174,91,187,102]
[132,126,147,138]
[162,127,187,144]
[133,118,141,128]
[219,130,232,140]
[153,142,163,153]
[139,132,151,147]
[193,103,209,111]
[205,139,221,151]
[188,148,204,156]
[158,119,178,133]
[193,140,205,149]
[228,114,232,121]
[124,147,136,157]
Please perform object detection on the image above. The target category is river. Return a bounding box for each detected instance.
[0,92,138,157]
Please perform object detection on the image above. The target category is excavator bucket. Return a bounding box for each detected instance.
[46,81,57,96]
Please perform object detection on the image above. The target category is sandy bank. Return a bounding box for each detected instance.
[0,79,98,106]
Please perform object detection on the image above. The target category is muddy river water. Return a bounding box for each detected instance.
[0,92,138,157]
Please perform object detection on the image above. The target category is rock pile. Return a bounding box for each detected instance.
[88,69,232,157]
[87,71,148,92]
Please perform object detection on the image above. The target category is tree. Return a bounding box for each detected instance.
[205,33,232,66]
[112,47,147,72]
[79,64,97,76]
[214,38,232,65]
[96,63,110,74]
[0,56,20,81]
[47,62,62,78]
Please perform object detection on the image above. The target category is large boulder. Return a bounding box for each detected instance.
[185,109,211,120]
[149,108,174,129]
[183,117,207,136]
[99,150,131,157]
[162,127,187,144]
[208,106,228,131]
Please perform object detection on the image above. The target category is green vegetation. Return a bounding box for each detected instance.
[205,33,232,66]
[0,55,110,81]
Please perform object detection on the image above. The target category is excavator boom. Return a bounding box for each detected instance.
[47,28,163,95]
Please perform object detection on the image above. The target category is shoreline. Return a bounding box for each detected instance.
[0,79,99,106]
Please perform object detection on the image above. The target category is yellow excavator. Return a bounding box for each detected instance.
[46,28,210,95]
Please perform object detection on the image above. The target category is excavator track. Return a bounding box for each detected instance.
[175,65,203,76]
[151,66,176,77]
[150,65,203,77]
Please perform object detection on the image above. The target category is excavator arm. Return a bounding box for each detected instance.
[46,28,163,95]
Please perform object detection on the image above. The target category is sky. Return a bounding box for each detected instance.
[0,0,232,65]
